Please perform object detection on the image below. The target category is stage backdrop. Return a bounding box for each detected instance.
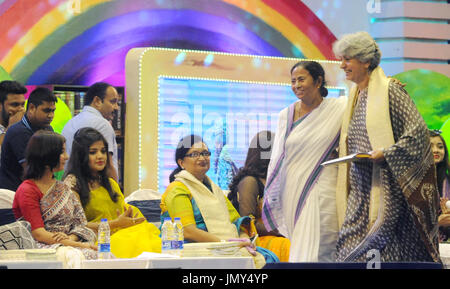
[125,47,348,195]
[0,0,336,87]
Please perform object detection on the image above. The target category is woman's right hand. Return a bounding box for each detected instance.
[83,243,98,251]
[440,198,449,214]
[115,206,146,229]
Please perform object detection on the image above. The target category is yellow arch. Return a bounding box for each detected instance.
[223,0,325,59]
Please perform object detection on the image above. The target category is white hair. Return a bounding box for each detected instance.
[332,31,381,71]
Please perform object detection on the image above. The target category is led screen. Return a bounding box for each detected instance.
[157,77,345,193]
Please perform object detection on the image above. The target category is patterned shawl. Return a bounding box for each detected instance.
[336,67,440,262]
[40,181,96,243]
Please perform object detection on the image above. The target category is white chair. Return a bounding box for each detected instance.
[125,189,161,203]
[125,189,162,228]
[0,189,15,209]
[0,189,16,226]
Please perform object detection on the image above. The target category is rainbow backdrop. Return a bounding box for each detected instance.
[0,0,336,86]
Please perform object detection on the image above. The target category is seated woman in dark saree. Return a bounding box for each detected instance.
[13,130,97,259]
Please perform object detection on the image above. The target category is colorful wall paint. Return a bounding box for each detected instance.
[0,0,336,86]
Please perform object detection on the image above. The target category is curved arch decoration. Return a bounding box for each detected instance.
[0,0,337,86]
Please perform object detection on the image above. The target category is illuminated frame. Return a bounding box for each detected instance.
[125,47,348,195]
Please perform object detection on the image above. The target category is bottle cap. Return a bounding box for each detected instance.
[164,217,172,221]
[174,217,181,221]
[101,218,108,222]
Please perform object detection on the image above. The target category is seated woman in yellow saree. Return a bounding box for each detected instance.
[160,135,279,268]
[64,128,161,258]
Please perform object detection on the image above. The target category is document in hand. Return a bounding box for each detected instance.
[321,152,371,166]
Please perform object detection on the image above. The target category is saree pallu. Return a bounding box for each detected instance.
[335,67,440,263]
[173,170,240,240]
[38,181,97,260]
[64,175,162,258]
[262,97,347,262]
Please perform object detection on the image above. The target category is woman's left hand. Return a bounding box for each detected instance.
[438,214,450,227]
[228,238,257,256]
[52,232,69,242]
[389,77,406,88]
[115,206,146,228]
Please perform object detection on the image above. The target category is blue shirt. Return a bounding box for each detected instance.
[0,115,53,191]
[62,106,118,174]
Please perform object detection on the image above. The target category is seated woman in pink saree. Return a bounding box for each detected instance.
[13,130,97,259]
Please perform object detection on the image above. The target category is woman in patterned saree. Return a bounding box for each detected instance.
[262,61,347,262]
[64,127,161,258]
[13,130,97,259]
[333,31,440,262]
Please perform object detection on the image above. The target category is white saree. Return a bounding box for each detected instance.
[262,96,347,262]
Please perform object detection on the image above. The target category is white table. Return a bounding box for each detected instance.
[439,243,450,269]
[82,256,255,269]
[148,256,255,269]
[0,260,63,269]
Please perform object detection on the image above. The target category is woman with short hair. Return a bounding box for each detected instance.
[333,31,440,262]
[13,130,97,259]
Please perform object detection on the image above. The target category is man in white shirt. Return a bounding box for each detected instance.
[62,82,119,181]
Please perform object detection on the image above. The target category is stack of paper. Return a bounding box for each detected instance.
[321,152,371,166]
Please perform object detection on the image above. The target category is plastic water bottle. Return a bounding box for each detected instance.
[161,217,175,255]
[97,218,111,259]
[173,217,184,256]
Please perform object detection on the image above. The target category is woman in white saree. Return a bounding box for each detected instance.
[262,61,347,262]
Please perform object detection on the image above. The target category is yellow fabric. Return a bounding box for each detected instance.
[84,178,162,258]
[110,222,161,258]
[160,181,196,227]
[256,235,291,262]
[84,179,129,230]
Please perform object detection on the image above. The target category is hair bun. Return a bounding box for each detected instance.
[320,86,328,97]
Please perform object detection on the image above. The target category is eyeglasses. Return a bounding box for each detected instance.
[430,129,442,135]
[185,151,211,158]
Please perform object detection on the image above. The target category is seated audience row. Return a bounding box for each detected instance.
[11,128,160,259]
